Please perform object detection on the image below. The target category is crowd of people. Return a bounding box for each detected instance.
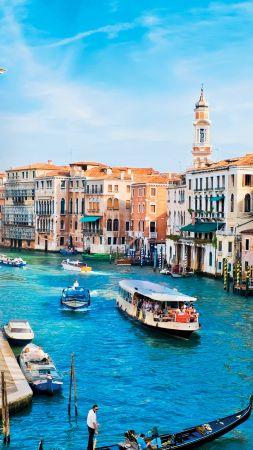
[134,297,198,323]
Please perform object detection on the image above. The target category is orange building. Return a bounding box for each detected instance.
[130,174,179,256]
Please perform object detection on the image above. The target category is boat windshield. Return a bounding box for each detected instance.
[10,327,31,333]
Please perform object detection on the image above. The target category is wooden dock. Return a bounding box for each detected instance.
[0,331,32,414]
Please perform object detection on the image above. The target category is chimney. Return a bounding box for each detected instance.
[48,160,53,165]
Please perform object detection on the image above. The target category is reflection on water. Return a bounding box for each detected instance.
[0,249,252,449]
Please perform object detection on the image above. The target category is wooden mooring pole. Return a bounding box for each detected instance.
[68,353,78,417]
[1,372,10,444]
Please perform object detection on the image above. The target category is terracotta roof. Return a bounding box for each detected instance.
[190,153,253,173]
[131,174,172,185]
[7,163,69,172]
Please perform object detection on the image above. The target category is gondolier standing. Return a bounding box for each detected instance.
[87,404,99,450]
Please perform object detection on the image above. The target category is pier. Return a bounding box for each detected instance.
[0,331,32,414]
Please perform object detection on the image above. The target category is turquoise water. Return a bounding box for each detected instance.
[0,250,252,450]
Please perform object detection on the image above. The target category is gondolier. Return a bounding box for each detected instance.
[87,404,99,450]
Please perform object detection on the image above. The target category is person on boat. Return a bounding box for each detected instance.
[73,280,79,289]
[137,434,147,450]
[147,432,162,449]
[87,404,99,450]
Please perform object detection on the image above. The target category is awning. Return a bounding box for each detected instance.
[80,216,102,223]
[181,222,224,233]
[210,195,224,202]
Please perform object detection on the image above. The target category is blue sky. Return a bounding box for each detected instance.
[1,0,253,171]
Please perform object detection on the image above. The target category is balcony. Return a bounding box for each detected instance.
[87,209,101,213]
[149,231,157,239]
[135,231,144,238]
[82,229,103,236]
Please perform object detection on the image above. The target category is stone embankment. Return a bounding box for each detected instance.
[0,331,32,414]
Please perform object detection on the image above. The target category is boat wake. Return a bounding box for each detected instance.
[90,289,116,300]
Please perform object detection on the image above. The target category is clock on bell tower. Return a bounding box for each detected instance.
[192,87,212,169]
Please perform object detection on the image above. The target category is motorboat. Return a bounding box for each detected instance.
[160,268,171,275]
[61,286,90,310]
[97,397,252,450]
[0,255,27,267]
[4,320,34,346]
[61,259,92,272]
[117,279,200,339]
[59,248,78,256]
[115,258,132,266]
[19,343,63,394]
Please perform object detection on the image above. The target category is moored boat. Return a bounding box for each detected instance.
[19,343,63,394]
[117,279,200,339]
[3,320,34,346]
[59,248,78,256]
[61,286,90,310]
[115,258,132,266]
[96,396,253,450]
[61,259,92,272]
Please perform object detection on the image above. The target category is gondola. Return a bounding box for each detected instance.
[96,396,252,450]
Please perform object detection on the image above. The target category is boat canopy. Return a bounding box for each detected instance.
[119,280,197,303]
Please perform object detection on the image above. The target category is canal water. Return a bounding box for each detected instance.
[0,250,252,450]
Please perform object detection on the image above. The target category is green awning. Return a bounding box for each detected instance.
[80,216,102,223]
[210,195,224,202]
[181,222,224,233]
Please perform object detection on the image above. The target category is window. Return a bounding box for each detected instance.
[60,199,65,215]
[228,242,232,253]
[46,180,52,189]
[113,198,119,210]
[126,200,130,209]
[61,181,66,189]
[74,221,78,230]
[217,176,220,188]
[60,237,64,246]
[107,237,111,245]
[199,178,202,190]
[228,263,232,272]
[151,188,156,196]
[76,181,79,188]
[209,252,213,266]
[218,261,222,270]
[245,239,250,251]
[113,219,119,231]
[60,220,64,230]
[244,194,251,212]
[22,172,25,179]
[113,237,117,245]
[107,219,112,231]
[245,174,252,186]
[138,204,141,213]
[113,185,118,193]
[69,181,73,188]
[205,177,208,189]
[142,203,145,212]
[231,174,235,187]
[188,179,191,190]
[41,181,44,189]
[195,179,198,190]
[210,177,213,189]
[230,194,234,212]
[69,199,73,214]
[107,198,113,209]
[150,204,156,213]
[222,175,225,187]
[81,198,84,214]
[126,221,130,231]
[131,204,134,213]
[108,185,112,192]
[86,185,90,194]
[126,185,130,193]
[218,241,222,252]
[100,185,103,193]
[75,199,78,214]
[150,221,156,232]
[121,237,125,244]
[188,196,191,209]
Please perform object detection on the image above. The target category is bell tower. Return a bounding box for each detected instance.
[192,87,212,169]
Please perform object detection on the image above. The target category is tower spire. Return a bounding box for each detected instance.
[192,87,212,169]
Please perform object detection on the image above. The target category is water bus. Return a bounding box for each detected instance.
[0,255,27,267]
[117,280,200,339]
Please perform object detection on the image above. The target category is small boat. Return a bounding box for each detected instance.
[117,280,200,339]
[4,320,34,346]
[115,258,132,266]
[19,343,63,394]
[160,268,171,275]
[61,259,92,272]
[0,255,27,267]
[96,396,253,450]
[59,248,78,256]
[61,286,90,310]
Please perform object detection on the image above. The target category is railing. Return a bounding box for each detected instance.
[82,229,103,236]
[87,209,100,213]
[3,227,35,239]
[149,232,157,239]
[135,231,144,238]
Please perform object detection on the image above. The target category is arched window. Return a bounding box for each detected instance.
[209,252,213,266]
[107,219,112,231]
[195,196,197,211]
[60,198,65,214]
[75,199,79,214]
[113,219,119,231]
[199,195,202,211]
[107,198,113,209]
[205,195,208,211]
[244,194,251,212]
[69,198,73,214]
[230,194,234,212]
[113,198,119,210]
[81,198,84,214]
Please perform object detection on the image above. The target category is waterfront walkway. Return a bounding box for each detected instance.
[0,331,32,413]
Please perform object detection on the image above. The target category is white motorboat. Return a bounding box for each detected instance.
[4,320,34,346]
[19,343,63,394]
[117,279,200,339]
[61,259,92,272]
